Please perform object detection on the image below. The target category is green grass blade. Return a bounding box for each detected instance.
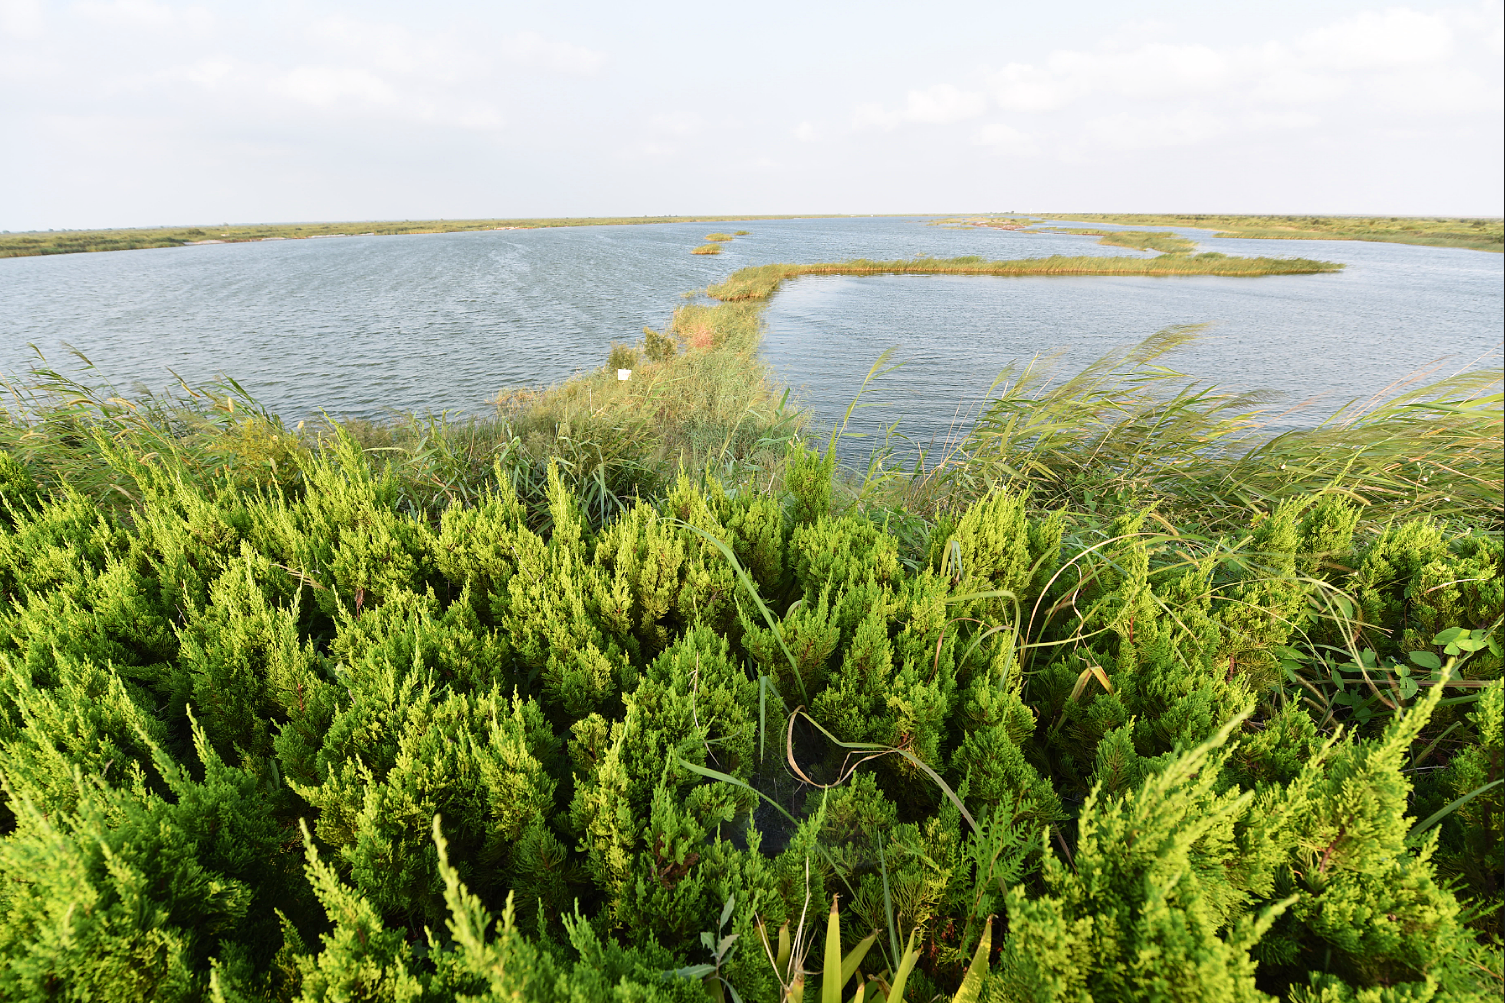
[823,895,843,1003]
[886,929,921,1003]
[1407,779,1503,846]
[953,915,992,1003]
[673,753,801,828]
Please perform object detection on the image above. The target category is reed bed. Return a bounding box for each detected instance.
[1053,228,1198,253]
[692,243,723,255]
[1039,213,1504,252]
[881,326,1504,536]
[706,252,1343,301]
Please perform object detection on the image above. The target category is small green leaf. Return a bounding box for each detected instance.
[1453,637,1484,652]
[1399,676,1418,700]
[1409,651,1442,670]
[1433,627,1466,645]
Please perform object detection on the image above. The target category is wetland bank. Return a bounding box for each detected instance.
[0,214,1500,1002]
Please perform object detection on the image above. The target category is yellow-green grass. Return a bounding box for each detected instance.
[704,232,737,241]
[898,325,1504,534]
[704,253,1343,302]
[1049,229,1198,254]
[495,298,793,474]
[691,243,724,255]
[1037,213,1503,252]
[0,215,822,259]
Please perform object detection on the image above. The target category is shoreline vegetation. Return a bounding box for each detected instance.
[494,251,1344,470]
[702,252,1342,301]
[1058,228,1199,254]
[0,245,1500,1000]
[0,214,824,259]
[947,213,1503,252]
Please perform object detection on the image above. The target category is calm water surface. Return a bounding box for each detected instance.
[2,218,1499,445]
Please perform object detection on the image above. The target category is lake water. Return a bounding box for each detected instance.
[2,217,1499,448]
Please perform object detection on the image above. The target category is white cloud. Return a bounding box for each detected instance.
[501,31,606,75]
[1298,8,1452,70]
[648,112,699,135]
[859,4,1500,163]
[173,57,231,88]
[74,0,175,27]
[990,62,1079,112]
[72,0,212,32]
[275,66,397,109]
[793,121,817,141]
[1085,108,1229,150]
[970,122,1039,156]
[854,84,987,129]
[0,0,43,38]
[305,16,459,79]
[264,63,504,131]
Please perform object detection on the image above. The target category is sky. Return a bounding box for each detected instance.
[1,0,1501,230]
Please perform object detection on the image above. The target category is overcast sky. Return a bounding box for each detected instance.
[2,0,1501,230]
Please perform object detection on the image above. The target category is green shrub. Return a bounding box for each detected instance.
[0,360,1498,1001]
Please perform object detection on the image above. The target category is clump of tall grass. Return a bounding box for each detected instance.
[705,232,736,242]
[0,354,307,515]
[692,243,724,255]
[0,354,667,532]
[874,326,1503,535]
[706,253,1343,301]
[494,297,801,490]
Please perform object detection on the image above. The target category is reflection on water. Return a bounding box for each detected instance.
[2,218,1499,445]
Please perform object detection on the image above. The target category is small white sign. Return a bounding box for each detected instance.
[617,369,632,381]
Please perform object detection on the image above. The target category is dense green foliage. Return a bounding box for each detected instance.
[0,369,1499,1001]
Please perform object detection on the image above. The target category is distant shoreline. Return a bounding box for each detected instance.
[3,212,1499,260]
[994,213,1503,253]
[0,215,876,260]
